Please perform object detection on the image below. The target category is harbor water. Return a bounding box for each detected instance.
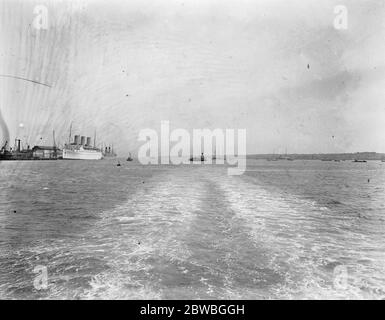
[0,159,384,299]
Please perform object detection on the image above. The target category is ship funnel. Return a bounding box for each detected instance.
[86,137,91,146]
[74,135,80,144]
[80,136,86,145]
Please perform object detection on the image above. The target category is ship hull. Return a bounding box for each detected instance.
[62,149,103,160]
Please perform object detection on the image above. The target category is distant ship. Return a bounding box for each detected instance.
[189,153,205,162]
[103,145,117,158]
[62,125,102,160]
[282,148,293,161]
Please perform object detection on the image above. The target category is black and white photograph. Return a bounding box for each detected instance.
[0,0,384,304]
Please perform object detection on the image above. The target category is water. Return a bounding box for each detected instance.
[0,159,384,299]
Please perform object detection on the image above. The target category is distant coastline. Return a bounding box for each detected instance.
[248,152,385,161]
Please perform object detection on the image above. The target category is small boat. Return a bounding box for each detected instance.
[117,161,121,167]
[283,148,293,161]
[189,153,205,162]
[126,152,133,161]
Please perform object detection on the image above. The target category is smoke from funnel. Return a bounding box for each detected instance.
[0,108,10,146]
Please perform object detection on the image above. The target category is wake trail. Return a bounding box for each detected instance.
[80,169,208,299]
[216,173,385,299]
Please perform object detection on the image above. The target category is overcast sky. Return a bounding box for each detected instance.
[1,0,385,154]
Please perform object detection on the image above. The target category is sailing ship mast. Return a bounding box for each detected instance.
[53,129,57,158]
[68,122,72,145]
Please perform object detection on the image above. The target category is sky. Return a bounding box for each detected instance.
[0,0,385,155]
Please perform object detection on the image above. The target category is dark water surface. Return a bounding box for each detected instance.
[0,159,384,299]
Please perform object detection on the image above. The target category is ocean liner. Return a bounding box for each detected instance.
[62,126,102,160]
